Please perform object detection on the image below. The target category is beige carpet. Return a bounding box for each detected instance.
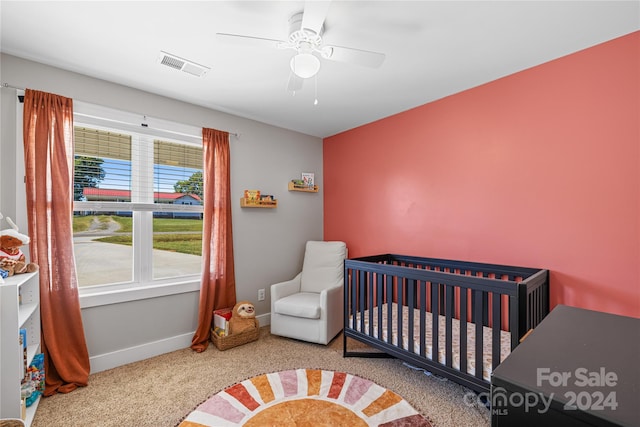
[32,327,490,427]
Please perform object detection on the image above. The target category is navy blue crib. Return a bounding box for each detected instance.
[343,254,549,393]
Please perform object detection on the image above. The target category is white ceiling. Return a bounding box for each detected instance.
[1,1,638,138]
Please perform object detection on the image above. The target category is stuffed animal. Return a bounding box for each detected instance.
[228,300,259,335]
[0,214,38,276]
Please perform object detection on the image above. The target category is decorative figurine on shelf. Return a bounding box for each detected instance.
[0,213,39,276]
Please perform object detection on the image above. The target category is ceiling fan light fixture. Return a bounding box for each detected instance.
[290,53,320,78]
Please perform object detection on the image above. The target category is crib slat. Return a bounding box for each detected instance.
[431,281,439,362]
[350,269,357,331]
[492,293,501,370]
[359,269,366,333]
[420,281,426,357]
[366,271,373,337]
[376,273,383,341]
[397,278,404,349]
[386,276,393,345]
[445,285,453,368]
[534,287,540,326]
[474,289,484,379]
[529,288,535,330]
[482,273,490,327]
[407,279,415,353]
[509,294,519,350]
[460,288,468,374]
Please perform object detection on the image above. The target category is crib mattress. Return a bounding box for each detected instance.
[349,303,511,381]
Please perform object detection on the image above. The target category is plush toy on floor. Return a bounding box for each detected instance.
[0,213,38,276]
[228,300,259,335]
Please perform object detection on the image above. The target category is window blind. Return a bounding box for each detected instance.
[73,126,204,212]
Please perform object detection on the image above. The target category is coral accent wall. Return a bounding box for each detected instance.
[324,32,639,318]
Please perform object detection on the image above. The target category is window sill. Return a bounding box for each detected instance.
[79,278,201,309]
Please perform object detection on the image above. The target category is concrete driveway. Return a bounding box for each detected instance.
[74,235,202,286]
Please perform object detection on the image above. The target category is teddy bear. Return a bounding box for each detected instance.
[228,300,259,335]
[0,214,38,277]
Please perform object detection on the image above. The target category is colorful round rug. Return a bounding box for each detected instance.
[179,369,432,426]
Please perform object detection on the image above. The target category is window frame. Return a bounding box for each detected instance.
[71,102,204,305]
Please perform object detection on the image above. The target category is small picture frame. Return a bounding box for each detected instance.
[301,172,314,188]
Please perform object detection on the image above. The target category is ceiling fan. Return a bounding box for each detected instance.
[216,1,386,93]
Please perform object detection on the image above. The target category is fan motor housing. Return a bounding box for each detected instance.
[288,11,324,40]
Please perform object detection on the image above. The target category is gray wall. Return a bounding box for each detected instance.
[0,54,324,372]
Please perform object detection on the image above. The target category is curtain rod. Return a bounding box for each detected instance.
[1,82,239,139]
[1,82,24,90]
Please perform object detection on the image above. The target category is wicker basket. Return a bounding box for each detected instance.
[210,319,259,351]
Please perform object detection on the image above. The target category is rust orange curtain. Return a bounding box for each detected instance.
[191,127,236,352]
[23,89,90,395]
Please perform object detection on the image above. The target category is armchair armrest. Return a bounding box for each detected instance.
[320,280,344,312]
[271,273,302,304]
[320,280,344,340]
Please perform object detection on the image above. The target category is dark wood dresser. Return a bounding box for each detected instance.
[491,304,639,427]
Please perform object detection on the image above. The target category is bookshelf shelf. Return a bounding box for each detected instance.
[1,271,41,424]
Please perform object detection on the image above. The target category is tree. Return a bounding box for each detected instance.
[174,171,203,199]
[74,156,106,201]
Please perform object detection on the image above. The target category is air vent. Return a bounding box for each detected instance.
[158,51,210,77]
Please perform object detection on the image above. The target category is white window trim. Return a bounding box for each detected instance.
[79,279,201,308]
[72,102,204,307]
[74,101,202,146]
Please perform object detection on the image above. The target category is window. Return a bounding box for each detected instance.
[72,107,203,292]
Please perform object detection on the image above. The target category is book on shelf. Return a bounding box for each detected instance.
[301,172,315,188]
[19,328,27,378]
[259,194,276,205]
[29,353,45,393]
[213,307,233,337]
[243,190,260,204]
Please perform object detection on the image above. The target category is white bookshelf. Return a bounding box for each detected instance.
[0,271,41,425]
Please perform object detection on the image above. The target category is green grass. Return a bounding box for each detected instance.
[72,216,94,232]
[153,218,203,232]
[73,215,202,233]
[94,235,132,245]
[111,216,132,232]
[73,215,128,232]
[76,215,204,256]
[95,233,202,256]
[151,233,202,255]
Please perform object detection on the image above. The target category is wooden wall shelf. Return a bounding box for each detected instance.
[288,182,318,193]
[240,198,277,208]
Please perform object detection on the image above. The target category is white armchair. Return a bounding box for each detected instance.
[270,241,347,345]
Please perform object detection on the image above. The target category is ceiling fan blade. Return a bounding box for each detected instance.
[322,45,386,68]
[287,73,304,93]
[301,1,331,34]
[216,33,285,49]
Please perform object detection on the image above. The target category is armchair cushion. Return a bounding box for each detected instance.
[300,241,347,293]
[274,292,321,319]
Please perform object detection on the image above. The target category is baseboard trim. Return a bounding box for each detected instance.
[89,313,271,374]
[89,332,193,374]
[257,312,270,327]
